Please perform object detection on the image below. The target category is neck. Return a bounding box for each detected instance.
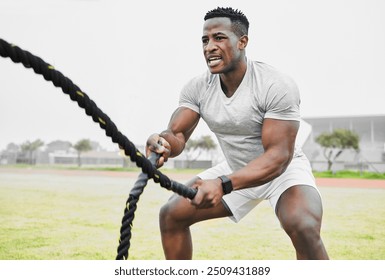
[219,58,247,97]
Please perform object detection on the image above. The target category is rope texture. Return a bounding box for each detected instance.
[116,153,158,260]
[0,38,197,259]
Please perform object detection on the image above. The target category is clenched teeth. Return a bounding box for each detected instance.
[208,57,222,67]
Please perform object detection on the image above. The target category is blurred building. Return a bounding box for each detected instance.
[302,115,385,172]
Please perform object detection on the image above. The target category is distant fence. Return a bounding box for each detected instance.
[0,152,214,169]
[52,155,124,166]
[173,160,212,169]
[310,161,385,173]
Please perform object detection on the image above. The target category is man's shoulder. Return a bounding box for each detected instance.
[248,59,298,89]
[249,60,291,79]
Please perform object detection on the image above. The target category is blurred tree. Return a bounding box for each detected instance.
[184,135,217,168]
[20,139,44,165]
[73,139,92,167]
[315,129,360,171]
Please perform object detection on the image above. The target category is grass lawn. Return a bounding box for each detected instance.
[0,168,384,260]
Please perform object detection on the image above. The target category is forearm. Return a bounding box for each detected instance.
[158,107,200,158]
[226,119,299,191]
[228,150,292,190]
[145,108,199,167]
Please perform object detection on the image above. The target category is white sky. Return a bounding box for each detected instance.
[1,0,384,151]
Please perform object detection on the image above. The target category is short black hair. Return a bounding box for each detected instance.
[204,7,249,37]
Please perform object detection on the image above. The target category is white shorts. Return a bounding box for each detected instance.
[197,155,320,223]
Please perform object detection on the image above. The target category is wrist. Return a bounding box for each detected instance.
[218,175,233,195]
[159,131,184,157]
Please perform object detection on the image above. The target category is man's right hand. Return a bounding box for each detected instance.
[145,133,171,168]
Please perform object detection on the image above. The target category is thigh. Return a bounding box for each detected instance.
[276,185,323,230]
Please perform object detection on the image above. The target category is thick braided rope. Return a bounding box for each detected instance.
[0,38,198,260]
[116,153,158,260]
[0,38,196,199]
[116,171,149,260]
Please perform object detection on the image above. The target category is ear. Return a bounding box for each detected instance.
[238,35,249,50]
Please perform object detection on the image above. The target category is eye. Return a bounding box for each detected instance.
[215,36,225,41]
[202,38,209,45]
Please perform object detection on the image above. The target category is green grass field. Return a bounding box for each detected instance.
[0,168,384,260]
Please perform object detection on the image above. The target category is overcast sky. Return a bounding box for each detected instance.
[1,0,384,151]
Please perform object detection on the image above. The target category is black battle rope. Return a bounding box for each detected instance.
[0,38,197,259]
[116,152,158,260]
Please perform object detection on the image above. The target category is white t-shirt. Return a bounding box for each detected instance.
[179,59,302,172]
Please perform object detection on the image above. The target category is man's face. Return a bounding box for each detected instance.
[202,17,243,74]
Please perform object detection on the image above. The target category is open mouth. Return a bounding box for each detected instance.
[207,56,222,67]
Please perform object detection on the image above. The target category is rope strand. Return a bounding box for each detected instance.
[116,153,158,260]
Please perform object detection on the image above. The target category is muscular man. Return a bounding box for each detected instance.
[146,7,329,260]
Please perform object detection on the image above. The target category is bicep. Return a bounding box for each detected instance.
[261,118,299,162]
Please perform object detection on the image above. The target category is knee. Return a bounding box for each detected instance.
[159,198,192,232]
[159,178,199,230]
[159,202,174,227]
[282,213,322,242]
[159,202,174,230]
[277,185,324,242]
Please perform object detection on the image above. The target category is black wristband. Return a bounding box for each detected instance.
[218,175,233,194]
